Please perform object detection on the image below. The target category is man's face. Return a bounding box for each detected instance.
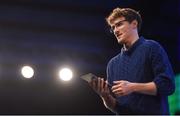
[110,17,135,44]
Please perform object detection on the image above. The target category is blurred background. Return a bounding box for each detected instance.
[0,0,179,115]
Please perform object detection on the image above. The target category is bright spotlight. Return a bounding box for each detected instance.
[21,66,34,78]
[59,68,73,81]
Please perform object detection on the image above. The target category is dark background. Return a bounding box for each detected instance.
[0,0,179,114]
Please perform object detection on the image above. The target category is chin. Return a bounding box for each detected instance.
[117,38,124,44]
[117,41,123,45]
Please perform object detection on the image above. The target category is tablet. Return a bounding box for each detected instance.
[80,73,97,83]
[80,73,115,97]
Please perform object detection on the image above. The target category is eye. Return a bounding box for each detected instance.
[111,26,115,30]
[116,22,123,27]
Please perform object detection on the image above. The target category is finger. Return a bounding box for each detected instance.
[105,80,108,83]
[113,80,123,84]
[112,88,122,93]
[97,78,101,92]
[105,80,111,87]
[92,79,97,90]
[104,81,109,92]
[111,84,121,91]
[100,78,104,93]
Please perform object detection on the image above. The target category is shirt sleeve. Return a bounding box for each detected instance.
[150,41,175,96]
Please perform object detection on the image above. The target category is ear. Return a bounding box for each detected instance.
[131,20,138,29]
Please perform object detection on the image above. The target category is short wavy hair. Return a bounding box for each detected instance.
[106,8,142,32]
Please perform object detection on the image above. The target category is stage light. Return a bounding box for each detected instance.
[21,66,34,78]
[59,68,73,81]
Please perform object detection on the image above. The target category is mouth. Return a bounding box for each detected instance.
[116,33,122,38]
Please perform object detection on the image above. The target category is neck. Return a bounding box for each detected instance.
[124,32,139,49]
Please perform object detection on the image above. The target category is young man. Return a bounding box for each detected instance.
[89,8,175,114]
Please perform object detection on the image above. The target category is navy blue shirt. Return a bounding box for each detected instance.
[107,37,175,114]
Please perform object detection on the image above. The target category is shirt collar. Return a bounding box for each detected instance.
[121,36,145,55]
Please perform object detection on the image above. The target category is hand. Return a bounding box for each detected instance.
[89,77,110,98]
[89,77,117,111]
[112,80,134,97]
